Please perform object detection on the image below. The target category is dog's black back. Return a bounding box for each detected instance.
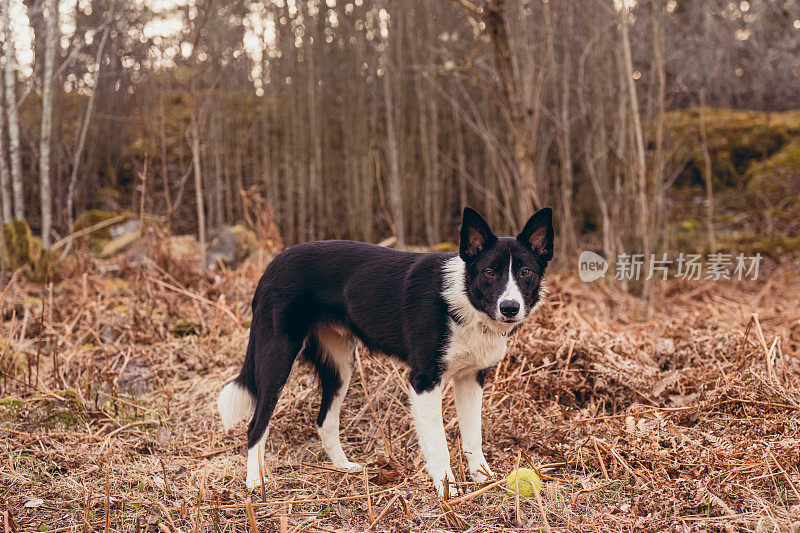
[234,241,450,446]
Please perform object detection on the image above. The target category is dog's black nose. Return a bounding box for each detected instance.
[499,300,520,318]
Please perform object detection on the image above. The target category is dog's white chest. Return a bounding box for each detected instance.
[444,320,508,378]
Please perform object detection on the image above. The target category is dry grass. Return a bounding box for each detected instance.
[1,241,799,532]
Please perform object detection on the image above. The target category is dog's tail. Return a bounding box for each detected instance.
[217,379,255,430]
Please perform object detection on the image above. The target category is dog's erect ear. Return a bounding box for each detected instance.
[460,207,497,261]
[517,207,554,262]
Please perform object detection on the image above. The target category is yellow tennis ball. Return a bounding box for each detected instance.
[504,468,542,497]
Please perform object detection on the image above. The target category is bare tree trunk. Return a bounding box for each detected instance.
[363,94,377,242]
[454,109,468,211]
[213,116,223,230]
[557,91,577,254]
[63,12,112,257]
[294,88,308,242]
[416,71,435,244]
[0,84,11,224]
[651,0,667,250]
[38,0,58,248]
[484,0,541,221]
[159,88,172,232]
[427,87,441,243]
[547,1,577,255]
[618,3,650,297]
[260,66,273,202]
[382,61,405,245]
[698,95,715,252]
[588,99,615,262]
[191,120,207,267]
[698,10,721,254]
[586,150,613,261]
[268,89,280,205]
[3,0,24,221]
[283,96,296,243]
[234,142,243,221]
[306,8,323,237]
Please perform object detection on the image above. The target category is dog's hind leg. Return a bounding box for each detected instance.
[245,334,303,490]
[308,326,362,472]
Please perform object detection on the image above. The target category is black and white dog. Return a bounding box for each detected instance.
[217,207,554,496]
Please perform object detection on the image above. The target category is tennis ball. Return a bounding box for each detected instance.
[504,468,542,497]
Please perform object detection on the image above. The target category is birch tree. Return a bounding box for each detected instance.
[38,0,58,248]
[380,5,405,245]
[3,0,24,221]
[191,119,206,267]
[0,84,11,224]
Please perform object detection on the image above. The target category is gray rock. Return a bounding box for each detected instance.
[205,225,257,270]
[109,219,141,238]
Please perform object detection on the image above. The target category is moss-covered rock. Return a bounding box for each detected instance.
[666,108,800,188]
[716,231,800,260]
[73,209,130,235]
[0,396,24,421]
[99,231,141,258]
[72,210,132,254]
[171,319,202,337]
[745,138,800,200]
[666,108,800,253]
[39,388,87,429]
[1,220,44,271]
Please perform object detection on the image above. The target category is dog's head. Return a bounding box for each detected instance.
[458,207,554,324]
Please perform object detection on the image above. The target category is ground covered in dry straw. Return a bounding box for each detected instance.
[1,242,799,532]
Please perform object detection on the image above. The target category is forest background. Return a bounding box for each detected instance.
[1,0,800,277]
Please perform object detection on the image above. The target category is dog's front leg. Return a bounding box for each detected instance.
[453,373,494,482]
[408,382,455,498]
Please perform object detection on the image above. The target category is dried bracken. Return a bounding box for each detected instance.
[1,246,798,532]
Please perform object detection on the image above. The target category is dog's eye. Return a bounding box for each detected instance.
[483,268,495,278]
[520,267,532,277]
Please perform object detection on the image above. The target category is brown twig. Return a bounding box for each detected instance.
[244,498,258,533]
[258,439,267,503]
[51,216,128,251]
[591,437,610,480]
[192,464,208,533]
[364,466,374,523]
[366,493,401,531]
[147,276,242,330]
[104,468,111,533]
[767,449,800,505]
[533,483,552,533]
[157,503,178,532]
[101,420,159,450]
[199,481,408,511]
[446,479,505,505]
[513,451,522,528]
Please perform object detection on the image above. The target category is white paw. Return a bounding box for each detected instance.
[245,473,260,491]
[470,463,495,483]
[334,460,363,472]
[432,468,457,499]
